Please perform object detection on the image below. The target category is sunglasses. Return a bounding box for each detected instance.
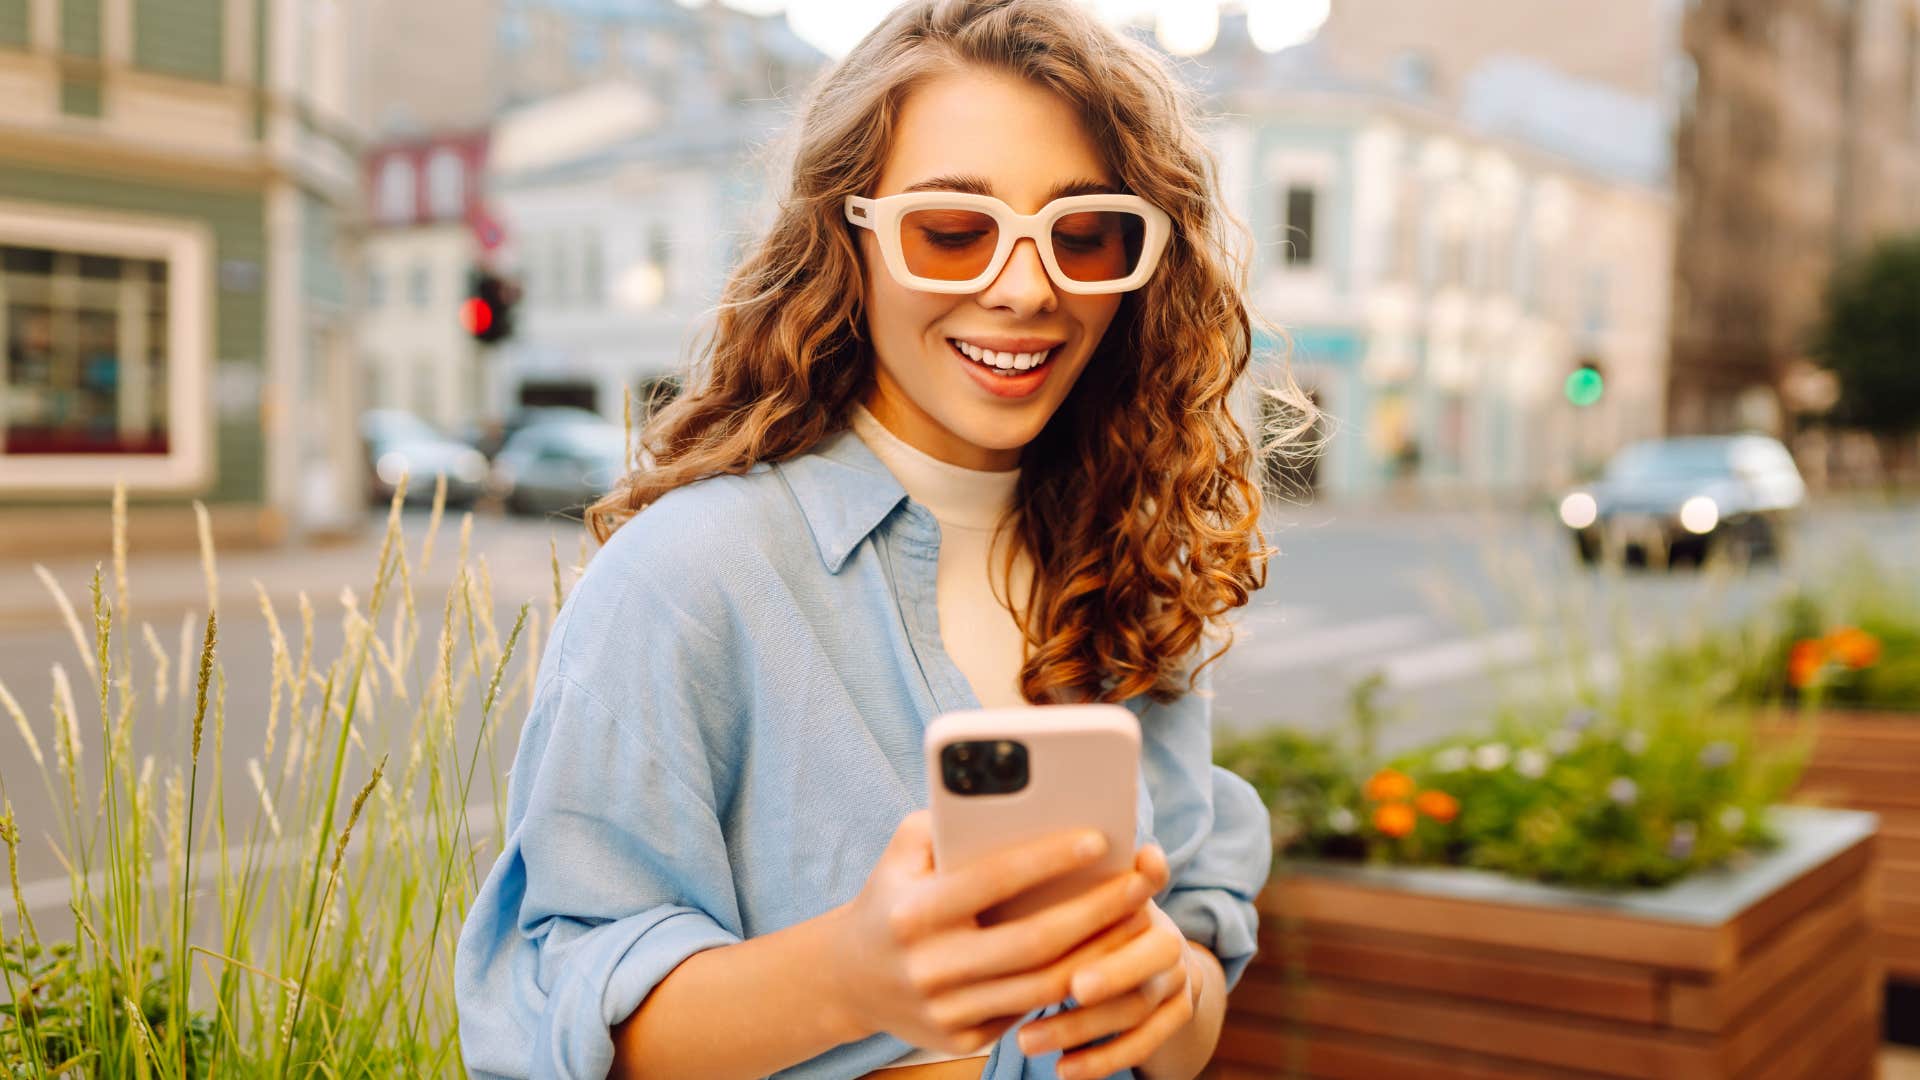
[843,191,1171,295]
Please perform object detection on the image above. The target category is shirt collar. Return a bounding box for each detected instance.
[774,425,913,574]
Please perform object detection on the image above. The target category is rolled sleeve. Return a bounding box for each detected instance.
[456,615,745,1079]
[1135,658,1274,993]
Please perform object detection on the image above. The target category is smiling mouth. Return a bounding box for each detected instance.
[946,338,1058,376]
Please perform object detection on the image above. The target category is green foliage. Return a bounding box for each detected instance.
[0,479,546,1077]
[1647,549,1920,711]
[1218,695,1803,890]
[1814,232,1920,438]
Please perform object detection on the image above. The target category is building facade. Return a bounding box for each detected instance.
[1196,21,1674,503]
[1667,0,1920,436]
[0,0,364,551]
[358,131,492,432]
[481,9,822,423]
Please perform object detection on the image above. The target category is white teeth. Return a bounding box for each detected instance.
[951,339,1053,372]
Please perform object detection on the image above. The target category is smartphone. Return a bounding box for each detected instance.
[925,703,1139,926]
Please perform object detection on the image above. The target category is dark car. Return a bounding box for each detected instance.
[461,405,605,461]
[359,409,489,508]
[489,417,630,517]
[1558,435,1806,566]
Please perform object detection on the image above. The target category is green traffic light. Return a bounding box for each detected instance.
[1565,367,1604,407]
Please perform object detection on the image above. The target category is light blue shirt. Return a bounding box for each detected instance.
[453,424,1273,1079]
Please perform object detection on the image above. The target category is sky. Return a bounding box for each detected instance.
[688,0,1333,60]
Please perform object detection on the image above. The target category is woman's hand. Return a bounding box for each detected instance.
[824,810,1168,1057]
[1014,845,1198,1080]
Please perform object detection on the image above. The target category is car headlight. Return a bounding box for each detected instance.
[1679,495,1719,535]
[454,451,488,484]
[1559,492,1598,529]
[375,451,410,486]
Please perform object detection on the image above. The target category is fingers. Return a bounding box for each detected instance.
[1067,915,1185,1007]
[917,867,1150,990]
[898,827,1111,937]
[919,908,1152,1032]
[1134,843,1170,895]
[1051,981,1194,1080]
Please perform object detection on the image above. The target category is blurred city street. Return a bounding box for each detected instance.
[2,0,1918,1073]
[5,492,1916,893]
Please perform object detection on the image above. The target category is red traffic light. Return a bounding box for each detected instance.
[460,297,494,336]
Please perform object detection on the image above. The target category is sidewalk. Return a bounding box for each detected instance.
[0,508,585,633]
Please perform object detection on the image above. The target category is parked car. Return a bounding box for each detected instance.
[461,405,604,461]
[490,417,630,517]
[1558,435,1806,566]
[359,409,489,508]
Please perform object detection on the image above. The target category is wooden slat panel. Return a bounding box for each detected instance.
[1887,929,1920,983]
[1725,834,1873,960]
[1745,981,1879,1080]
[1884,826,1920,865]
[1800,765,1920,806]
[1262,877,1729,973]
[1213,1019,1623,1080]
[1230,972,1723,1079]
[1721,928,1874,1075]
[1883,860,1920,901]
[1667,874,1870,1031]
[1254,924,1663,1025]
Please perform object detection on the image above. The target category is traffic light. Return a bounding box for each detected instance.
[1565,360,1605,407]
[462,266,518,344]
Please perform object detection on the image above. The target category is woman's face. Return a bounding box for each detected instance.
[857,67,1126,471]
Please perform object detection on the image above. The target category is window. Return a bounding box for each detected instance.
[377,156,416,224]
[413,358,437,420]
[410,262,431,309]
[550,233,571,307]
[582,228,603,307]
[1282,185,1317,267]
[362,356,384,410]
[570,22,604,70]
[426,150,466,220]
[0,204,213,492]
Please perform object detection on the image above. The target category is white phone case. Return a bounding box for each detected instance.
[925,703,1140,926]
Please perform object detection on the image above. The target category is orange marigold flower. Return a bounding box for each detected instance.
[1786,639,1827,689]
[1374,802,1417,838]
[1365,768,1415,802]
[1823,626,1882,670]
[1414,789,1460,824]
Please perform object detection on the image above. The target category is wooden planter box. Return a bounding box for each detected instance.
[1760,709,1920,985]
[1209,807,1879,1080]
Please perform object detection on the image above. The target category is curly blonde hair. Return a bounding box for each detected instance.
[588,0,1319,706]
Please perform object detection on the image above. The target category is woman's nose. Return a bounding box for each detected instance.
[978,237,1057,316]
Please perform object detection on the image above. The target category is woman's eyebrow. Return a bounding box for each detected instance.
[899,173,1118,200]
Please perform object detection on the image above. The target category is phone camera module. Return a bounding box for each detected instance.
[941,740,1028,795]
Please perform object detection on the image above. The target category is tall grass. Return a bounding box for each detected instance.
[1,475,551,1077]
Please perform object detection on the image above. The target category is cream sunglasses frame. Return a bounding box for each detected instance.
[843,190,1172,295]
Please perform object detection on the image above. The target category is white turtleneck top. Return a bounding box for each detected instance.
[849,402,1036,1072]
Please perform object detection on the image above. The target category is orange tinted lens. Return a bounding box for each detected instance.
[900,208,999,281]
[1051,211,1146,282]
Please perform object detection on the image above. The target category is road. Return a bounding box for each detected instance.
[1,497,1916,912]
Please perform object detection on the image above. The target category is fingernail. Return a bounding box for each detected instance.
[1076,831,1107,859]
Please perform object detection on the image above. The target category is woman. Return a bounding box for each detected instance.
[454,2,1315,1077]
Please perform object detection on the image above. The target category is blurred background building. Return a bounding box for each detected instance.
[1199,3,1677,503]
[0,0,365,552]
[1666,0,1920,444]
[6,0,1916,552]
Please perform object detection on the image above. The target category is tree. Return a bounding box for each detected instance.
[1812,234,1920,486]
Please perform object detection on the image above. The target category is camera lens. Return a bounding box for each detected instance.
[989,741,1020,784]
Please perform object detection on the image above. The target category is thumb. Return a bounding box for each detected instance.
[884,809,935,869]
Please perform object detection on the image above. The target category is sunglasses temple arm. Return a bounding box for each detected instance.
[844,196,876,229]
